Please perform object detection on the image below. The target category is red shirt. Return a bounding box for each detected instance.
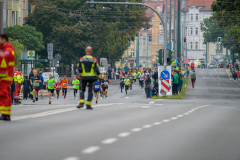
[236,71,239,76]
[55,82,61,90]
[0,42,15,81]
[191,62,194,67]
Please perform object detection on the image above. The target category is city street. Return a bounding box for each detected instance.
[1,68,240,160]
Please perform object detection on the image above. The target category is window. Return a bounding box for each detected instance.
[196,28,198,35]
[191,13,193,21]
[12,11,17,26]
[195,42,198,49]
[196,14,198,21]
[131,49,135,57]
[191,28,193,35]
[149,36,152,42]
[190,42,193,49]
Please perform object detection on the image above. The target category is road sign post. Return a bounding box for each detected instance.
[158,66,172,97]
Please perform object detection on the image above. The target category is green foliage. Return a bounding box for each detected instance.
[4,25,45,52]
[26,0,149,65]
[9,38,26,67]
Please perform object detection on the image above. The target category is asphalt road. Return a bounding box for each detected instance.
[1,68,240,160]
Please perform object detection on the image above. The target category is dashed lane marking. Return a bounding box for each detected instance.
[63,157,79,160]
[149,101,155,104]
[131,128,142,132]
[162,119,171,123]
[118,132,131,137]
[81,146,100,154]
[101,138,118,144]
[141,106,151,109]
[142,124,152,128]
[153,122,162,125]
[170,117,178,120]
[125,97,129,99]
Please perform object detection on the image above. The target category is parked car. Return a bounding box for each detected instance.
[42,72,59,89]
[208,63,217,69]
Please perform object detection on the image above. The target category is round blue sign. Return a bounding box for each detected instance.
[161,70,170,80]
[184,72,188,76]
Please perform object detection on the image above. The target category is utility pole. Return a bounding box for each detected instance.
[164,0,168,66]
[127,42,129,67]
[169,0,172,51]
[146,29,148,67]
[0,1,4,34]
[136,33,139,68]
[177,0,181,68]
[173,0,177,59]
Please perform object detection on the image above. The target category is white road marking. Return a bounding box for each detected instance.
[118,132,131,137]
[170,117,178,120]
[125,97,129,99]
[141,106,151,109]
[63,157,79,160]
[82,146,100,154]
[149,101,155,104]
[101,138,118,144]
[153,122,162,125]
[214,69,220,79]
[142,124,152,128]
[183,112,189,115]
[177,114,184,118]
[156,99,164,101]
[162,119,170,123]
[131,128,142,132]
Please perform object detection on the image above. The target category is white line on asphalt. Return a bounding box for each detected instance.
[153,122,162,125]
[141,106,151,109]
[149,101,155,104]
[162,119,170,123]
[170,117,178,120]
[63,157,79,160]
[142,124,152,128]
[101,138,118,144]
[214,69,220,79]
[125,97,129,99]
[118,132,131,137]
[82,146,100,154]
[131,128,142,132]
[183,112,190,115]
[177,114,184,118]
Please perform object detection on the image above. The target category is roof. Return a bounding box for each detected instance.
[140,29,152,35]
[182,0,214,11]
[144,1,163,17]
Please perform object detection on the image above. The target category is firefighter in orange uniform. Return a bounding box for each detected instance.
[14,67,22,104]
[0,34,15,121]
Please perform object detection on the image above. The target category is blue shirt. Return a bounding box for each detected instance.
[94,81,101,90]
[39,75,44,85]
[124,66,129,73]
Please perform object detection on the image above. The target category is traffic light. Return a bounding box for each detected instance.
[217,37,222,44]
[167,49,172,65]
[184,37,186,42]
[158,49,163,65]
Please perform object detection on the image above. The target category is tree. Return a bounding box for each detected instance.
[4,25,45,52]
[9,38,26,67]
[26,0,149,65]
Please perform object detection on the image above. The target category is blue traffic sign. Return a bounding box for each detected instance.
[161,70,170,80]
[184,72,188,76]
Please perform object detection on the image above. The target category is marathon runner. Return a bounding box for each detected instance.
[139,71,145,89]
[124,75,131,95]
[55,78,61,99]
[30,69,41,102]
[132,71,137,86]
[94,78,101,104]
[46,74,56,104]
[101,76,109,99]
[129,72,134,90]
[72,75,80,99]
[119,73,125,93]
[61,75,68,99]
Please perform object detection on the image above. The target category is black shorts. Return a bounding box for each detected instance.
[48,89,54,94]
[102,87,108,91]
[94,89,100,93]
[108,76,111,79]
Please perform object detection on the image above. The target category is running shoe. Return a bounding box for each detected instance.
[64,97,66,99]
[76,103,84,109]
[86,105,93,110]
[36,97,38,101]
[33,99,35,102]
[49,101,51,104]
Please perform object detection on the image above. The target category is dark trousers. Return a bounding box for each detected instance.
[191,79,196,88]
[120,83,124,92]
[74,89,78,97]
[23,89,29,100]
[172,83,178,95]
[56,90,60,98]
[177,80,183,92]
[145,88,150,98]
[80,80,94,105]
[125,85,129,93]
[139,80,144,89]
[62,88,67,98]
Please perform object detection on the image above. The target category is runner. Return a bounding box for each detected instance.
[55,78,61,99]
[124,75,131,95]
[94,78,101,104]
[72,75,80,99]
[61,75,68,99]
[139,71,145,89]
[129,72,134,90]
[132,71,137,86]
[46,74,56,104]
[101,76,109,99]
[107,67,112,85]
[119,73,125,93]
[30,69,41,102]
[100,75,104,98]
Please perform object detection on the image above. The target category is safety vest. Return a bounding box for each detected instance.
[0,56,8,78]
[14,72,18,82]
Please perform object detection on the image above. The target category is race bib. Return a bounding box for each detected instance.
[48,83,53,86]
[33,82,39,86]
[95,85,100,88]
[73,85,76,88]
[57,85,61,88]
[63,83,67,86]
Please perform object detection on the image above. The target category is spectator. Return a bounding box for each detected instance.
[233,72,238,80]
[172,70,179,95]
[236,70,239,79]
[145,74,151,99]
[190,70,197,88]
[38,71,44,98]
[177,70,183,92]
[150,75,154,98]
[23,76,31,100]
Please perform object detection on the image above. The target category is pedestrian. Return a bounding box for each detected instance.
[191,62,194,71]
[55,78,61,99]
[11,79,15,104]
[190,70,197,88]
[23,76,30,100]
[13,67,23,104]
[107,67,112,85]
[150,74,154,98]
[172,70,179,95]
[72,75,80,99]
[177,70,183,92]
[145,74,151,99]
[38,71,44,99]
[233,72,238,80]
[124,75,131,95]
[236,70,239,79]
[61,75,68,99]
[46,74,56,104]
[30,69,42,102]
[76,46,101,110]
[0,34,15,121]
